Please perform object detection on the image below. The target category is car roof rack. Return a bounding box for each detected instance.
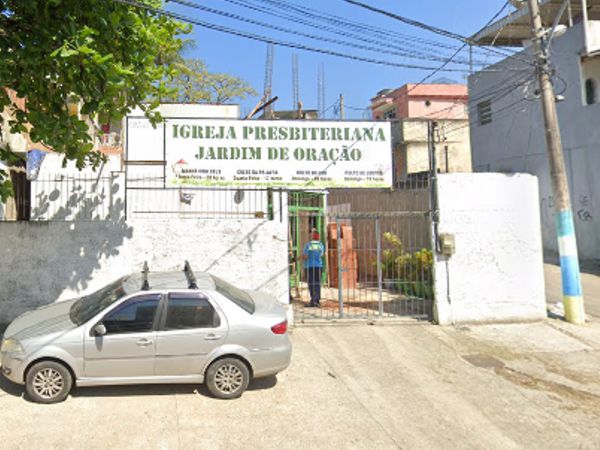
[183,260,198,289]
[141,261,150,291]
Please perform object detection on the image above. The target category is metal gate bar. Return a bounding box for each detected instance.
[290,185,434,322]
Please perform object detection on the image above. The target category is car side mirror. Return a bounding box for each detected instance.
[93,323,107,336]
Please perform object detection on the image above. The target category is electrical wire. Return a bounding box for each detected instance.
[368,0,522,122]
[122,0,537,137]
[418,69,537,120]
[441,97,531,139]
[169,0,486,66]
[242,0,499,60]
[343,0,535,66]
[115,0,477,72]
[236,0,492,65]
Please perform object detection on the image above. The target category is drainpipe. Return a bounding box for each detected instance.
[582,0,589,54]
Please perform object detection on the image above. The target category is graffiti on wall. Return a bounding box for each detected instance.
[540,194,594,223]
[576,194,593,223]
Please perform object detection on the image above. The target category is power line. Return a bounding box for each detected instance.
[344,0,535,66]
[419,69,537,120]
[114,0,479,72]
[345,0,467,42]
[169,0,489,67]
[242,0,499,60]
[369,0,517,121]
[251,0,497,57]
[441,97,531,139]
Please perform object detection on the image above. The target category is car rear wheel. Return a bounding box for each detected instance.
[25,361,73,404]
[206,358,250,399]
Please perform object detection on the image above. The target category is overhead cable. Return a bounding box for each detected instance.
[113,0,480,72]
[169,0,486,66]
[344,0,535,66]
[244,0,498,59]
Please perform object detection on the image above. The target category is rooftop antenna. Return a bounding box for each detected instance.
[318,63,326,119]
[263,44,275,119]
[292,53,299,114]
[183,260,198,289]
[141,261,150,291]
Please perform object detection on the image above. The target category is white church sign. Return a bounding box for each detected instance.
[128,118,393,188]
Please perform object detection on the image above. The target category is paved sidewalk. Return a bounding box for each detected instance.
[545,262,600,318]
[1,320,600,449]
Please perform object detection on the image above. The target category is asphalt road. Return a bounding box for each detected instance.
[1,321,600,449]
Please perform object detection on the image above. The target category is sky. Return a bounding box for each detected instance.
[165,0,514,119]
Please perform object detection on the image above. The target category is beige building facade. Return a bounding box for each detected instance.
[370,83,472,183]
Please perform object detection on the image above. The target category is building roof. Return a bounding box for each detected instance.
[259,109,319,120]
[370,84,468,109]
[471,0,600,46]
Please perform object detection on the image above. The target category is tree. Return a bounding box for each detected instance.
[0,0,189,200]
[165,58,257,104]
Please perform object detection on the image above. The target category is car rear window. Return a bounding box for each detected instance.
[211,276,255,314]
[166,293,220,329]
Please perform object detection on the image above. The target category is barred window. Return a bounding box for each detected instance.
[477,100,492,126]
[585,78,596,105]
[382,109,396,120]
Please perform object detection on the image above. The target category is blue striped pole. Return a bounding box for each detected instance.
[526,0,585,324]
[556,210,585,324]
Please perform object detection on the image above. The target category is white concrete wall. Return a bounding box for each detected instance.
[31,163,124,221]
[36,153,122,177]
[433,173,546,325]
[469,22,600,261]
[128,103,240,119]
[0,215,289,324]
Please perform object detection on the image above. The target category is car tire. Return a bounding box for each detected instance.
[25,361,73,404]
[205,358,250,399]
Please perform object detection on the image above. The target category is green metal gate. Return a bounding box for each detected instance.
[288,191,327,290]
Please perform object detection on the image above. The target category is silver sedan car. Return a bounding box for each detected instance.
[0,263,291,403]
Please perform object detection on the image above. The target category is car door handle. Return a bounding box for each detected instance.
[204,334,222,341]
[136,338,153,346]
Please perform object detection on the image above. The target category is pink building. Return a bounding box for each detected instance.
[370,83,468,120]
[369,83,471,182]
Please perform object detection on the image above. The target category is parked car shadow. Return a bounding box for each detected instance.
[0,374,278,401]
[71,375,278,398]
[0,374,23,398]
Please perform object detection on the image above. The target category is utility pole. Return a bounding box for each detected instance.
[527,0,585,324]
[339,94,345,120]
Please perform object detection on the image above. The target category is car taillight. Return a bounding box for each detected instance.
[271,320,287,334]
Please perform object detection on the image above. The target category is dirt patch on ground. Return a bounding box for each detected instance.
[494,366,600,415]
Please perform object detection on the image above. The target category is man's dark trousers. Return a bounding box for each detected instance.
[306,267,322,305]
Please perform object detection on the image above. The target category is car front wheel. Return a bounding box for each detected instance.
[205,358,250,399]
[25,361,73,404]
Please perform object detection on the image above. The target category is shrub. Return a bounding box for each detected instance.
[376,232,433,298]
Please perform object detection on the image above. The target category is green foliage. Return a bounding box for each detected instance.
[380,231,403,277]
[0,0,189,200]
[396,248,433,283]
[377,232,434,299]
[163,58,257,104]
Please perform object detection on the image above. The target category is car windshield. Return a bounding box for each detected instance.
[69,277,131,325]
[211,275,255,314]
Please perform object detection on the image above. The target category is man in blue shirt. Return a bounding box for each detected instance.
[303,228,325,307]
